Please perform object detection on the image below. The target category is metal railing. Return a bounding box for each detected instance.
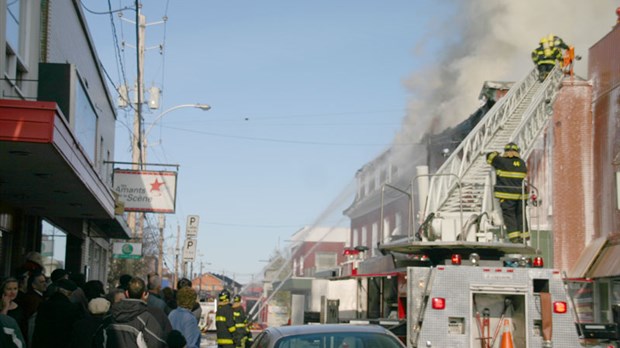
[423,65,563,227]
[513,65,564,159]
[423,67,540,217]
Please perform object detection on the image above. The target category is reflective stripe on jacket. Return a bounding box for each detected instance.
[487,151,528,200]
[216,303,238,346]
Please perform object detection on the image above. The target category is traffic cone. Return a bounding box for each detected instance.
[500,319,514,348]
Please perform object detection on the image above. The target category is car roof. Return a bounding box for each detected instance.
[263,324,395,337]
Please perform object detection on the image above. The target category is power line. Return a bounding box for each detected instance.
[160,125,393,146]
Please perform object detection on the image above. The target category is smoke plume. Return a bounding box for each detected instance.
[396,0,617,144]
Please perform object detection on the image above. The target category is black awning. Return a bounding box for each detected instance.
[91,216,131,239]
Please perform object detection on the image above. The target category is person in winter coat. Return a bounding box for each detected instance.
[0,313,25,348]
[31,279,83,348]
[93,277,167,348]
[70,297,110,348]
[169,286,201,348]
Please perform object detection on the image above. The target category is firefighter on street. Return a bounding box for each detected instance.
[232,295,253,348]
[216,290,239,348]
[487,142,530,243]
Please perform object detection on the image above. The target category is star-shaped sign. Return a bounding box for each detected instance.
[150,178,165,192]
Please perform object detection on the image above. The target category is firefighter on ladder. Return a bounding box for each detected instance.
[486,142,530,243]
[216,289,240,348]
[531,36,563,81]
[232,295,253,348]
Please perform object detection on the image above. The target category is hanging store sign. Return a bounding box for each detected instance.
[112,242,142,259]
[113,169,177,213]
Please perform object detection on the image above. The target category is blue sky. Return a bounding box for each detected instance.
[81,1,618,283]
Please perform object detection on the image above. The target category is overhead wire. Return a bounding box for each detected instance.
[158,125,396,146]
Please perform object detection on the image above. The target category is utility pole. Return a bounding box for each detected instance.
[128,7,146,240]
[199,261,204,297]
[174,224,180,288]
[158,215,165,276]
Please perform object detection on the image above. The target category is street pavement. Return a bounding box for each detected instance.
[201,332,217,348]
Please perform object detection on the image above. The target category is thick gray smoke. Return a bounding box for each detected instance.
[396,0,618,144]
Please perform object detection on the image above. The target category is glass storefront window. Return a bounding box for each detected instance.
[74,78,97,161]
[41,220,67,274]
[5,0,20,53]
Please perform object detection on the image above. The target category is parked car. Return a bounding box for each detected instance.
[250,323,406,348]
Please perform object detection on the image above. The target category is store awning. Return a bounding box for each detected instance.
[91,216,132,240]
[567,237,607,278]
[0,99,130,239]
[587,238,620,278]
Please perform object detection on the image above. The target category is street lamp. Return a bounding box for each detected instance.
[141,103,212,163]
[128,103,212,275]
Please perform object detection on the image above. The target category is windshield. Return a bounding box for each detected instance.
[274,331,403,348]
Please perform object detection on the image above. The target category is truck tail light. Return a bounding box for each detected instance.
[532,257,544,268]
[451,254,462,265]
[553,301,567,313]
[432,297,446,310]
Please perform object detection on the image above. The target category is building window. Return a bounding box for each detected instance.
[383,217,390,243]
[371,223,378,256]
[4,0,29,93]
[352,228,359,247]
[41,220,67,274]
[315,252,337,271]
[390,165,398,182]
[75,78,98,162]
[5,1,20,53]
[380,168,387,184]
[362,226,368,248]
[368,175,375,193]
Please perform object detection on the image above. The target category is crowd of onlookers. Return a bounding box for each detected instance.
[0,251,202,348]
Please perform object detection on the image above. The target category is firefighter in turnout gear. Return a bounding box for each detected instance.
[487,142,529,243]
[545,33,569,51]
[216,290,239,348]
[531,36,563,81]
[232,295,252,347]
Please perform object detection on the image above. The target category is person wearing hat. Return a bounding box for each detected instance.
[32,279,82,348]
[21,252,45,276]
[70,297,110,348]
[215,289,240,348]
[45,268,70,299]
[232,295,252,348]
[487,142,530,243]
[531,36,562,82]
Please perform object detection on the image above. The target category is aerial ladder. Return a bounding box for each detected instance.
[415,64,565,246]
[379,63,584,348]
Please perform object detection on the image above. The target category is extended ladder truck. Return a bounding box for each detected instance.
[378,63,591,347]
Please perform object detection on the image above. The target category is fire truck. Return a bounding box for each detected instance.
[386,243,581,347]
[339,64,617,347]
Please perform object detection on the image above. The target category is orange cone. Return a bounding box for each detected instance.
[500,319,514,348]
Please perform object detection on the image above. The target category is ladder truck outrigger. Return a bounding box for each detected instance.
[375,63,587,347]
